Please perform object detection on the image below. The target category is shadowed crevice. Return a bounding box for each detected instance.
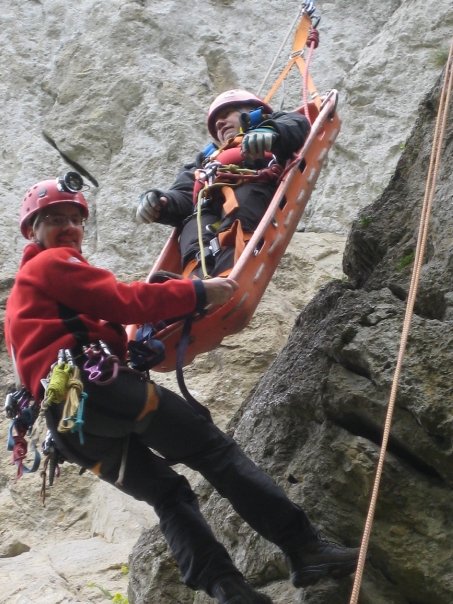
[331,411,445,484]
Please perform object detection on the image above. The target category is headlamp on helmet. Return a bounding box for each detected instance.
[57,171,84,193]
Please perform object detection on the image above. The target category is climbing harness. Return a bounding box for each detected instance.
[192,141,283,280]
[348,39,453,604]
[36,342,123,498]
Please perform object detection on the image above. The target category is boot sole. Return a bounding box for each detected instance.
[292,559,357,588]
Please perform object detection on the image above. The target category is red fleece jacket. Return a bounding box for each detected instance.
[5,244,201,400]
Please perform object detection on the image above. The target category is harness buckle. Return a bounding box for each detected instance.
[195,236,221,262]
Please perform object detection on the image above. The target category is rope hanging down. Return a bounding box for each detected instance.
[349,39,453,604]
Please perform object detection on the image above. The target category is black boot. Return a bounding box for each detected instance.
[285,535,359,588]
[211,574,273,603]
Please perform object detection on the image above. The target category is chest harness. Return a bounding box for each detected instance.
[184,137,283,277]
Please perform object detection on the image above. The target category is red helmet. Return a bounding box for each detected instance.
[20,174,89,238]
[207,89,273,140]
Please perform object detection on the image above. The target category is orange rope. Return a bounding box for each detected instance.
[349,38,453,604]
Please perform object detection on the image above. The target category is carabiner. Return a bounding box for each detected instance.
[83,356,104,381]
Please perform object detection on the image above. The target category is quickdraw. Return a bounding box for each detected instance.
[4,387,41,479]
[40,430,66,505]
[7,418,41,479]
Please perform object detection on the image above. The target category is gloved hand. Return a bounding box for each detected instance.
[136,190,167,223]
[241,127,278,160]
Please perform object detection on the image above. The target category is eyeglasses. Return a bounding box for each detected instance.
[40,214,86,228]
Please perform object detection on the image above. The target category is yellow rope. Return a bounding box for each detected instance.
[58,366,84,433]
[349,39,453,604]
[41,363,72,409]
[196,188,211,279]
[39,361,86,435]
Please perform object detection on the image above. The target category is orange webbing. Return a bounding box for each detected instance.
[182,220,252,279]
[218,219,251,263]
[215,223,253,277]
[90,461,102,476]
[263,13,320,109]
[221,185,240,216]
[182,258,199,278]
[135,382,160,422]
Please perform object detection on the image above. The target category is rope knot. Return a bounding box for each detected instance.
[307,27,319,49]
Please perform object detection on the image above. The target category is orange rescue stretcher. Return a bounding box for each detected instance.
[128,90,341,372]
[127,6,341,372]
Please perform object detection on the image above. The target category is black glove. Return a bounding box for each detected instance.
[241,127,278,160]
[136,191,167,223]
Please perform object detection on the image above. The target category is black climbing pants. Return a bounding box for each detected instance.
[47,373,316,594]
[178,180,276,277]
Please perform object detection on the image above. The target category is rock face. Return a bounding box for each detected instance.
[0,0,452,603]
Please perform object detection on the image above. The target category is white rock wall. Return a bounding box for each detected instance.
[0,0,451,601]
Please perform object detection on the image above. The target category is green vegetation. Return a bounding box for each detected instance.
[121,565,129,576]
[397,250,415,270]
[87,574,129,603]
[359,215,372,228]
[433,47,449,68]
[112,594,129,604]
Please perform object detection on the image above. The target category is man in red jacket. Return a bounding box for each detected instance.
[5,174,358,604]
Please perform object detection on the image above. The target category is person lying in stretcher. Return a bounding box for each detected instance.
[136,88,310,278]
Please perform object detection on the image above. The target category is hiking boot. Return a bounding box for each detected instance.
[211,575,273,603]
[286,535,359,588]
